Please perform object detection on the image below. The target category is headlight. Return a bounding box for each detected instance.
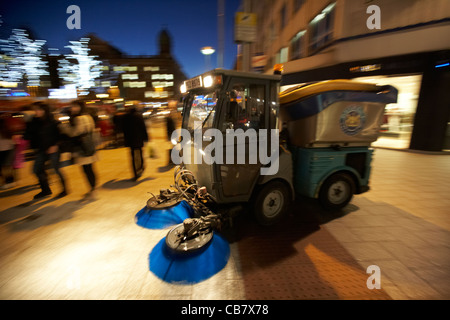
[203,75,213,88]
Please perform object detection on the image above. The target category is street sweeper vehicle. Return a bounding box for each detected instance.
[142,68,398,254]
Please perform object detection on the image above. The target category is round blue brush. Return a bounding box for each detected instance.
[135,200,194,230]
[149,232,230,284]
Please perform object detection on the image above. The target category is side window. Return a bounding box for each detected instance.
[248,84,265,130]
[224,82,265,131]
[270,82,279,130]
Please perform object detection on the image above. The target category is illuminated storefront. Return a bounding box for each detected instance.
[352,75,422,150]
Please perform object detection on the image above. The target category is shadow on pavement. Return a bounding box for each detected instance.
[225,195,359,249]
[224,197,392,299]
[157,164,175,173]
[101,177,155,189]
[0,195,88,232]
[0,184,40,198]
[0,195,60,224]
[7,200,85,232]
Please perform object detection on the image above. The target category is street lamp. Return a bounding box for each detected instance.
[201,46,215,71]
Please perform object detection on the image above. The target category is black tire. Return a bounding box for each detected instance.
[252,180,291,226]
[319,172,355,210]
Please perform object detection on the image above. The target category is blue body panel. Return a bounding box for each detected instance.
[290,146,374,198]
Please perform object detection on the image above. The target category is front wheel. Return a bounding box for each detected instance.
[319,173,355,210]
[252,181,291,226]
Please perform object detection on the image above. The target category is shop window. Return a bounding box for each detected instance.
[152,81,173,88]
[144,66,159,72]
[113,66,137,72]
[123,81,146,88]
[280,47,289,63]
[290,30,306,60]
[270,83,280,130]
[151,74,174,80]
[308,3,336,53]
[280,4,288,30]
[121,74,138,80]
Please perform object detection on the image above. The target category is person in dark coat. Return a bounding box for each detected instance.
[0,114,16,189]
[165,110,176,165]
[123,105,148,181]
[112,106,125,148]
[24,102,67,199]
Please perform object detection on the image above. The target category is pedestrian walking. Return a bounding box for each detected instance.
[12,135,28,175]
[165,107,176,165]
[112,106,126,148]
[24,102,68,199]
[123,104,148,181]
[0,114,16,190]
[59,100,98,198]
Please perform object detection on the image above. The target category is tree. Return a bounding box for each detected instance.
[0,28,48,89]
[58,37,102,95]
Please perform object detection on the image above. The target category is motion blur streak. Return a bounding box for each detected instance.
[149,233,230,284]
[134,200,193,230]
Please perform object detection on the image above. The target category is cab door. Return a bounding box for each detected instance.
[181,91,220,195]
[214,77,270,203]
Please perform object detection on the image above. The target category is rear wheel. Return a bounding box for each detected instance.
[253,181,291,226]
[319,173,355,210]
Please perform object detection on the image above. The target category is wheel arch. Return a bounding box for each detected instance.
[315,167,361,198]
[254,176,294,201]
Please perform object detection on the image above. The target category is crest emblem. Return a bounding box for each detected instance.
[340,106,366,136]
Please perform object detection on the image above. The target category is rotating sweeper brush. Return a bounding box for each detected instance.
[137,166,230,253]
[140,167,234,283]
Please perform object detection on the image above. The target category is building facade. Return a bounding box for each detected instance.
[239,0,450,152]
[87,29,187,104]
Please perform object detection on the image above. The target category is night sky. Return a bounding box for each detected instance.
[0,0,242,78]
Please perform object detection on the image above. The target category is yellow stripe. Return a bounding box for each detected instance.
[279,80,381,104]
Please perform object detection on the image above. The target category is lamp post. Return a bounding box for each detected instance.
[201,46,215,72]
[217,0,224,69]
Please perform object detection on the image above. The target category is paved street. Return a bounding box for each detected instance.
[0,121,449,300]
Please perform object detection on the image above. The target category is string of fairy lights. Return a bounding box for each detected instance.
[0,24,102,97]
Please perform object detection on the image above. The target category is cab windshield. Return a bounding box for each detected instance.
[185,91,218,131]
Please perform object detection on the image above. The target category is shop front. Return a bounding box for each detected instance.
[352,74,422,150]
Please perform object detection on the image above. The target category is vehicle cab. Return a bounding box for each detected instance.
[177,69,294,223]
